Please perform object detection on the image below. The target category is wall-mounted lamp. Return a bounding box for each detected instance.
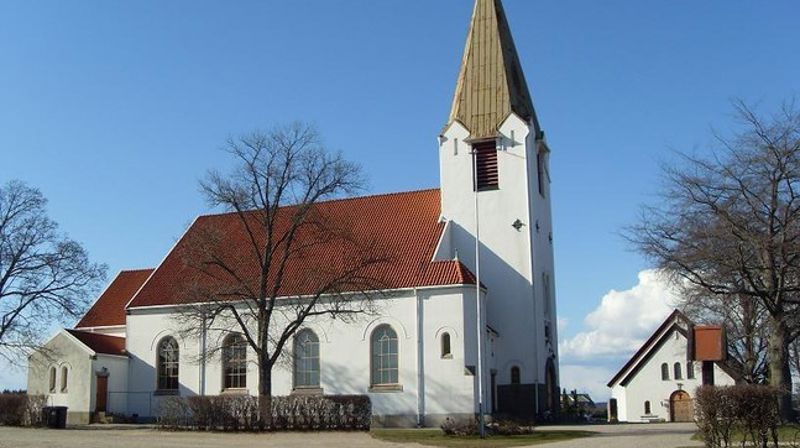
[512,219,526,231]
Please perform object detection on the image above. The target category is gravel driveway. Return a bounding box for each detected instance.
[0,422,701,448]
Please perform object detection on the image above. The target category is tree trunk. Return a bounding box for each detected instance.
[258,359,273,430]
[767,320,794,422]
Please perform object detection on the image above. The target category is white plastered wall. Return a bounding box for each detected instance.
[125,286,482,426]
[438,114,557,400]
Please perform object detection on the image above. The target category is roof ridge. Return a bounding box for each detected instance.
[119,268,155,274]
[196,188,441,220]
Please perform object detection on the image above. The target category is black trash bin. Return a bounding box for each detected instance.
[41,406,68,429]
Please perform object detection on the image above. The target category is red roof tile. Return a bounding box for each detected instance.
[76,269,153,328]
[129,189,475,308]
[66,329,126,356]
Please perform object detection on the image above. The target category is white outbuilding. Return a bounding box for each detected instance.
[607,310,737,423]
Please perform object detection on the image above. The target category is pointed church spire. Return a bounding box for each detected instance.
[448,0,540,139]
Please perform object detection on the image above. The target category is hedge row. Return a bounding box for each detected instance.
[158,394,371,431]
[695,385,781,448]
[0,394,47,427]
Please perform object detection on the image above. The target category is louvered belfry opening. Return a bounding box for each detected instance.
[473,140,499,190]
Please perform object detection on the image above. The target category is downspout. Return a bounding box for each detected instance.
[416,288,425,427]
[200,317,207,396]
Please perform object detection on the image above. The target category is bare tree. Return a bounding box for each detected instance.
[682,288,769,383]
[174,123,389,428]
[628,101,800,420]
[0,180,106,364]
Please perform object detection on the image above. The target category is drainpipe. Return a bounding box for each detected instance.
[416,288,425,427]
[200,317,207,396]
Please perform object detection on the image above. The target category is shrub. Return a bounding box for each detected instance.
[0,394,46,427]
[157,394,370,432]
[441,417,479,436]
[695,385,781,448]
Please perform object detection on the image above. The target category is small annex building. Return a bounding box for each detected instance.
[27,269,151,424]
[607,310,737,423]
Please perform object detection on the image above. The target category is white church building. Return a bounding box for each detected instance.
[28,0,560,426]
[607,310,737,423]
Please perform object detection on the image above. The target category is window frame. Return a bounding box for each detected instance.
[440,332,452,359]
[687,361,695,379]
[510,366,521,385]
[370,324,400,390]
[661,362,670,381]
[673,362,683,380]
[222,333,248,391]
[293,329,321,390]
[60,366,68,393]
[49,366,57,393]
[644,400,651,415]
[156,336,180,393]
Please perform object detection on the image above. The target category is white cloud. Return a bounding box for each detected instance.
[557,270,680,401]
[560,270,678,360]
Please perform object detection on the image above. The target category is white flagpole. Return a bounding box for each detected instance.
[473,146,485,438]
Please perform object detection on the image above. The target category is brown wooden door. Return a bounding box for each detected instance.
[95,376,108,413]
[670,390,693,422]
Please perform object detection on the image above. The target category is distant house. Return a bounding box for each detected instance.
[607,310,737,423]
[561,391,594,409]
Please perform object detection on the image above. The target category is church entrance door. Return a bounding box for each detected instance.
[670,390,692,422]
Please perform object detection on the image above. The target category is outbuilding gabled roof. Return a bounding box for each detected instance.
[128,189,477,309]
[606,310,691,388]
[75,269,153,328]
[65,329,126,356]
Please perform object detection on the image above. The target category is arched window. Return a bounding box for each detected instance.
[674,362,682,380]
[157,337,179,391]
[511,366,521,385]
[49,367,57,393]
[687,361,695,379]
[661,363,669,380]
[371,325,399,386]
[222,334,247,389]
[60,366,68,392]
[441,332,452,358]
[644,401,651,414]
[293,329,320,388]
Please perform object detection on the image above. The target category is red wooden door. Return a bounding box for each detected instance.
[95,376,108,412]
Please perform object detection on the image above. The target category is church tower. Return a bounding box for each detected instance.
[436,0,559,414]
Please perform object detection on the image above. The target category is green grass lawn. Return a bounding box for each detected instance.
[370,428,596,448]
[692,424,800,443]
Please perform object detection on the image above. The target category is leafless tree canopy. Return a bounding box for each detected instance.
[174,123,388,427]
[627,101,800,418]
[0,180,106,364]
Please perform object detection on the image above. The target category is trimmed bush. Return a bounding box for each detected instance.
[0,394,46,427]
[157,394,370,431]
[695,385,781,448]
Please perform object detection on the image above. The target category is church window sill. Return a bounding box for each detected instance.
[221,388,248,395]
[153,389,179,396]
[369,384,403,393]
[292,387,324,396]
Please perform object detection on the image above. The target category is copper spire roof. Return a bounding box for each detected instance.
[448,0,539,139]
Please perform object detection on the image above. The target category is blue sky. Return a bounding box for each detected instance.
[1,1,798,396]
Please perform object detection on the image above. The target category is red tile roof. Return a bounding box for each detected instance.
[66,329,126,356]
[129,189,476,308]
[76,269,153,328]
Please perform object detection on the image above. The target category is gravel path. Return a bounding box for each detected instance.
[0,422,701,448]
